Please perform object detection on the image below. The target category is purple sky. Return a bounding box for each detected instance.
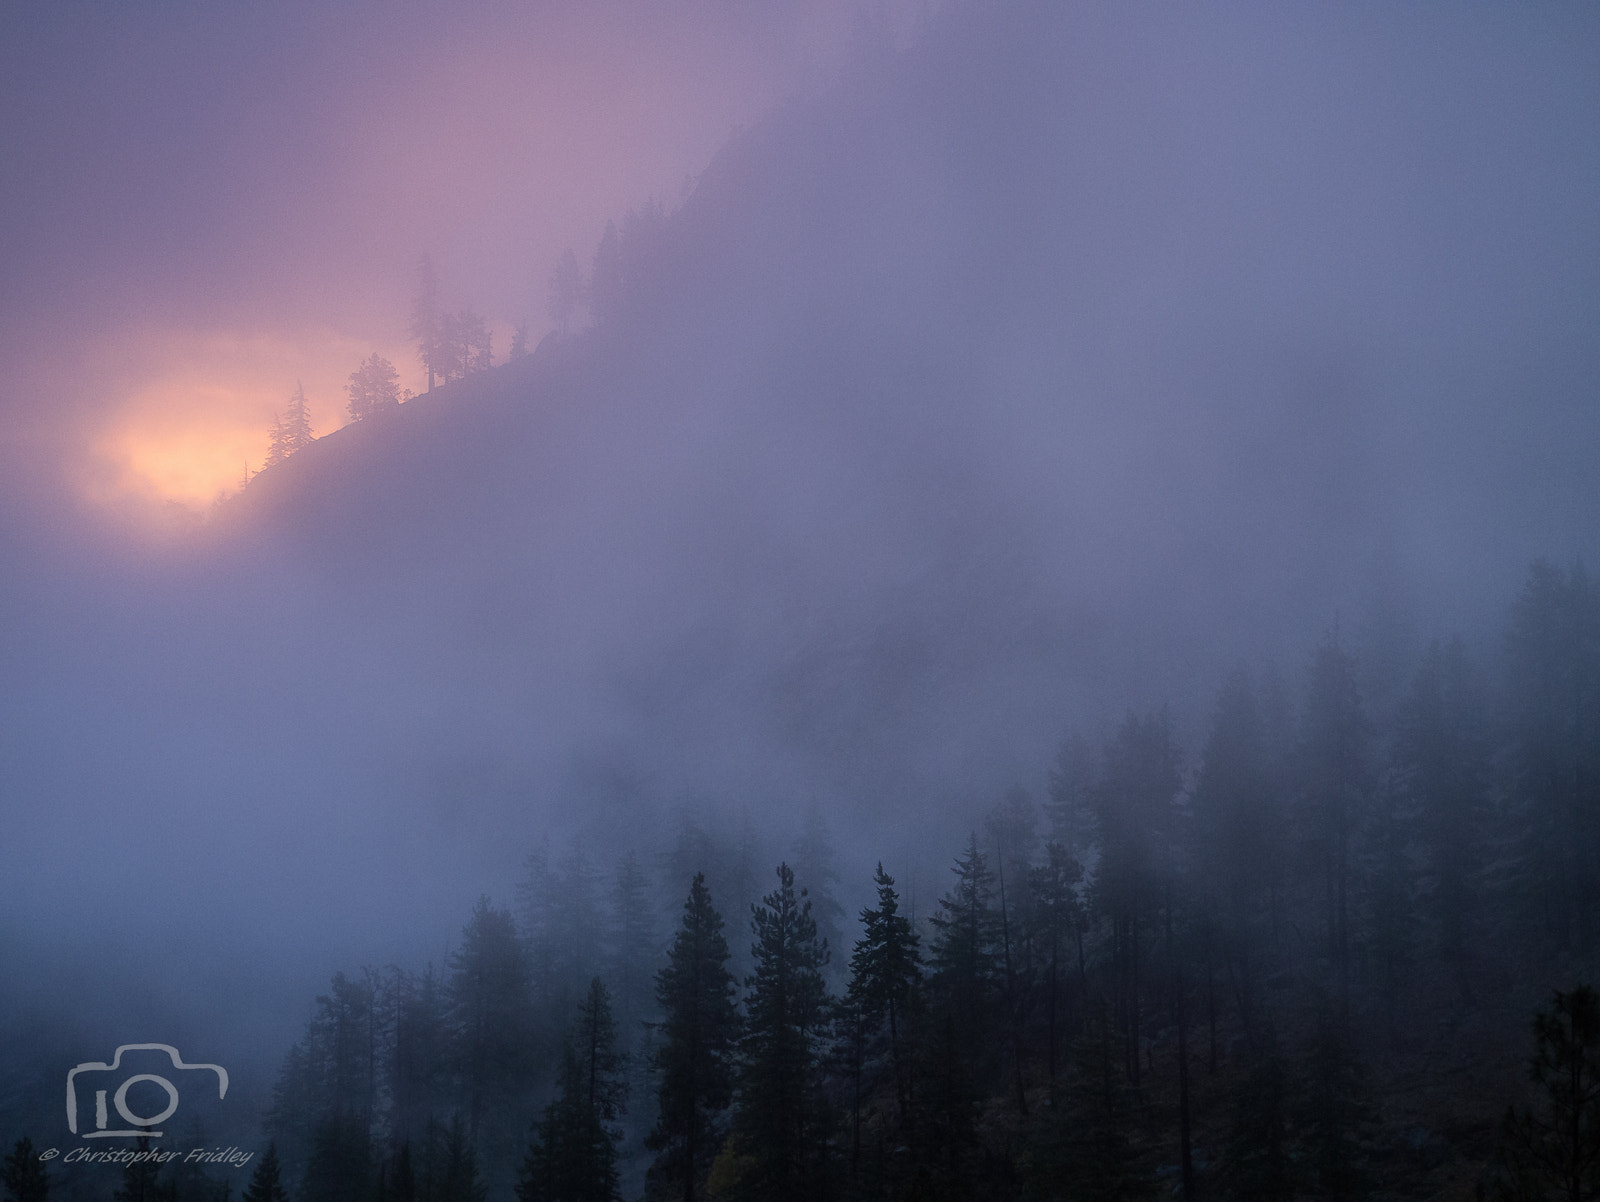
[0,0,894,508]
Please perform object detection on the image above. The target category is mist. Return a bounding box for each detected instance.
[3,1,1599,1197]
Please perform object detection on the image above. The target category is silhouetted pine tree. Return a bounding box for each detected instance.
[240,1144,288,1202]
[792,803,846,983]
[1023,1007,1151,1202]
[1027,843,1085,1106]
[927,834,1000,1077]
[1296,631,1371,1018]
[449,898,538,1167]
[516,1039,620,1202]
[848,862,922,1124]
[730,862,832,1202]
[1092,710,1183,1089]
[265,383,314,467]
[648,872,739,1202]
[409,254,443,391]
[115,1138,175,1202]
[1217,1033,1295,1201]
[1496,985,1600,1202]
[1,1136,50,1202]
[1297,1005,1377,1201]
[301,1111,370,1202]
[346,353,401,422]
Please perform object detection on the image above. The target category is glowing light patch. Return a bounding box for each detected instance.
[85,328,418,511]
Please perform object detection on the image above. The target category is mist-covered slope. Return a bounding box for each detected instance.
[220,1,1597,821]
[4,1,1597,1084]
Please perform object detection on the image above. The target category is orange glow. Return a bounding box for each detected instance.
[85,328,418,510]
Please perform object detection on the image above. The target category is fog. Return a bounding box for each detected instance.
[2,0,1599,1190]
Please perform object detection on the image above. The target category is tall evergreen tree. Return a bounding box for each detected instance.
[1297,631,1371,1019]
[791,803,846,982]
[608,849,659,1052]
[549,248,586,336]
[649,872,740,1202]
[389,963,451,1147]
[1393,637,1486,971]
[848,862,922,1122]
[1192,666,1280,1043]
[410,254,443,391]
[1027,842,1085,1104]
[450,898,538,1161]
[1023,1004,1151,1202]
[731,862,832,1202]
[301,1111,370,1202]
[265,382,313,467]
[518,982,626,1202]
[1497,985,1600,1202]
[1092,709,1183,1087]
[240,1143,289,1202]
[926,833,1000,1061]
[114,1138,174,1202]
[1,1137,49,1202]
[1504,560,1600,952]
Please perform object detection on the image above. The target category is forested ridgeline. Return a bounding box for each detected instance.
[15,557,1600,1201]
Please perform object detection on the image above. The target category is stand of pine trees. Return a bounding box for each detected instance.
[212,558,1600,1200]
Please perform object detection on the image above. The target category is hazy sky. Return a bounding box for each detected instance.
[0,0,892,510]
[3,0,1599,1114]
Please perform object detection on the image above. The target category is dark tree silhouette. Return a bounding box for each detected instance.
[649,872,739,1202]
[410,254,443,391]
[265,382,313,467]
[848,862,922,1122]
[1499,985,1600,1202]
[549,248,586,336]
[1,1137,49,1202]
[346,352,402,422]
[241,1143,290,1202]
[730,862,831,1202]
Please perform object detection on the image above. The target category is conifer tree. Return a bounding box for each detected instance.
[791,803,846,982]
[1093,709,1183,1088]
[1027,842,1085,1104]
[1025,1006,1152,1202]
[1503,560,1600,951]
[241,1144,289,1202]
[608,849,658,1050]
[1297,631,1371,1018]
[1498,985,1600,1202]
[114,1138,174,1202]
[1394,637,1486,971]
[1,1136,49,1202]
[390,963,450,1147]
[549,248,586,336]
[927,834,1001,1075]
[731,862,831,1202]
[301,1111,370,1202]
[265,383,314,467]
[848,862,922,1120]
[410,254,443,391]
[449,898,537,1156]
[649,872,739,1202]
[519,981,625,1202]
[1218,1035,1295,1201]
[346,353,402,422]
[1192,666,1280,1041]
